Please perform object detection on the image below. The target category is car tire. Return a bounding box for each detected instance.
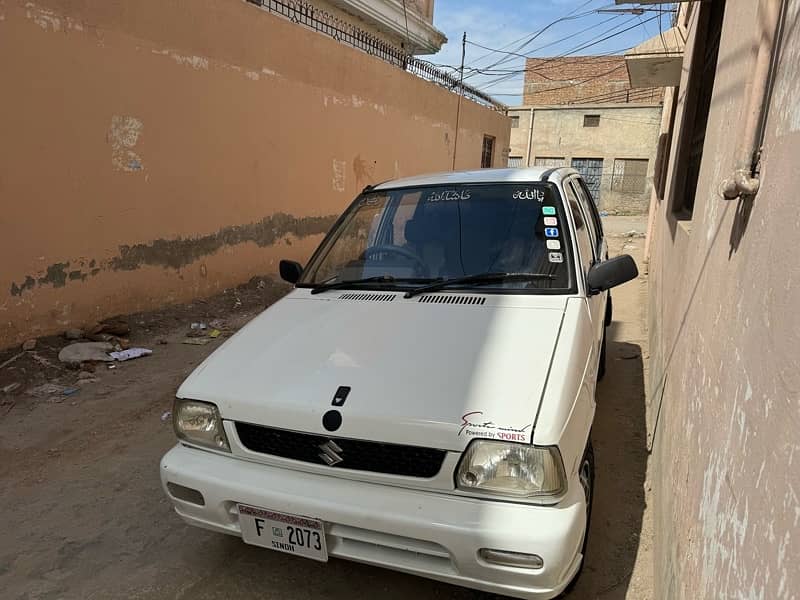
[598,332,607,381]
[560,441,595,597]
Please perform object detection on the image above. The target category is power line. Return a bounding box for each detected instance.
[472,0,605,73]
[467,15,659,93]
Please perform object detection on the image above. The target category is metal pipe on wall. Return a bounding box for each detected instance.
[720,0,783,199]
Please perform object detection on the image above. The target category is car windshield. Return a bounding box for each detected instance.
[299,183,575,293]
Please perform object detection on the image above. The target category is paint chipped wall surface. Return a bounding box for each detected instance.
[647,0,800,597]
[0,0,509,348]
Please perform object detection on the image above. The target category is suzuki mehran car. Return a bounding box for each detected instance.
[160,167,638,599]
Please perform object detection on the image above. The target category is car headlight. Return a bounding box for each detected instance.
[173,399,230,452]
[455,439,566,500]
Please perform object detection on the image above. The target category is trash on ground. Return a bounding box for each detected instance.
[58,342,115,365]
[182,337,213,345]
[90,319,130,337]
[109,348,152,361]
[2,382,21,394]
[209,329,222,338]
[28,383,69,398]
[209,319,227,330]
[22,339,37,351]
[161,411,172,422]
[190,322,208,331]
[107,364,117,370]
[0,352,25,371]
[29,352,56,369]
[62,387,79,397]
[625,230,645,238]
[599,210,609,217]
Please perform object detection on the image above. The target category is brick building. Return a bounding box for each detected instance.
[508,56,663,214]
[523,56,662,105]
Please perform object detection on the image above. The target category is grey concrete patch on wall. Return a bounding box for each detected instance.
[9,213,336,296]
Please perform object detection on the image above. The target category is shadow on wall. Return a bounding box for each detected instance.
[569,337,648,599]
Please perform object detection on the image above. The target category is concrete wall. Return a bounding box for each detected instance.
[0,0,509,349]
[508,105,662,214]
[647,0,800,597]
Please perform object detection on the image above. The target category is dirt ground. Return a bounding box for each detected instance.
[0,216,653,600]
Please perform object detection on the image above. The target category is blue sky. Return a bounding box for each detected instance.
[428,0,675,105]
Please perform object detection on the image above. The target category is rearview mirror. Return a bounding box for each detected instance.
[587,255,638,294]
[279,260,303,284]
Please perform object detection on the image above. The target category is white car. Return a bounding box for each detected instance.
[160,167,638,599]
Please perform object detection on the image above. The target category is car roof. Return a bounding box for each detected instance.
[372,167,579,191]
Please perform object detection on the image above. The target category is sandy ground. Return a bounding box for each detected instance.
[0,216,652,600]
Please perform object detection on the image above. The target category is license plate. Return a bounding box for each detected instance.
[238,504,328,562]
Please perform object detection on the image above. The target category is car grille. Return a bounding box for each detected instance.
[235,422,447,478]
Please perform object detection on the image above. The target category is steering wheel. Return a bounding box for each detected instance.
[361,244,428,275]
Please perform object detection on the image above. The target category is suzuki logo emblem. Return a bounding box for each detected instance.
[318,440,344,466]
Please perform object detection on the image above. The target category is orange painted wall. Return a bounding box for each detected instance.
[0,0,510,348]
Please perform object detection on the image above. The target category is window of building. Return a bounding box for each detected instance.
[583,114,601,127]
[510,115,520,128]
[481,135,495,168]
[507,156,523,168]
[671,0,725,217]
[612,158,649,194]
[533,156,566,167]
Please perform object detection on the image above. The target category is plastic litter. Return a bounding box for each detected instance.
[58,342,115,365]
[182,337,213,345]
[209,329,222,338]
[190,322,208,331]
[28,383,69,398]
[2,383,21,394]
[161,411,172,422]
[109,348,153,361]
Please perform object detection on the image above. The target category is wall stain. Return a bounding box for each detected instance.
[9,213,336,297]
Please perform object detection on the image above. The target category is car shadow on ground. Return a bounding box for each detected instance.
[564,337,648,599]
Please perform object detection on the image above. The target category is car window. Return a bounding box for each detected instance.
[568,180,597,258]
[564,183,593,275]
[575,178,604,247]
[300,183,576,293]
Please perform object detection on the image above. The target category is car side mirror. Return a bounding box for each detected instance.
[279,260,303,284]
[587,255,638,294]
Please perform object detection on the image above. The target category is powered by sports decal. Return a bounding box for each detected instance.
[458,411,532,442]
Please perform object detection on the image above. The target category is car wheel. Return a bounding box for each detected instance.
[561,441,595,597]
[598,332,607,381]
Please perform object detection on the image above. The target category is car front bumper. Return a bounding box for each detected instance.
[160,444,586,600]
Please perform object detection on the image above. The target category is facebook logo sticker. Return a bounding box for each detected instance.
[545,227,559,238]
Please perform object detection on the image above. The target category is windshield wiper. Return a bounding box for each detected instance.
[403,272,556,298]
[309,276,433,295]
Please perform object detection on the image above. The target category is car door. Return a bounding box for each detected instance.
[572,176,609,340]
[564,178,606,374]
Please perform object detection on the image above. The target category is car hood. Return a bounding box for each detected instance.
[178,291,567,452]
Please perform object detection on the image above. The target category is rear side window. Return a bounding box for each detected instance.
[573,179,603,251]
[564,183,594,275]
